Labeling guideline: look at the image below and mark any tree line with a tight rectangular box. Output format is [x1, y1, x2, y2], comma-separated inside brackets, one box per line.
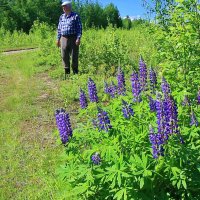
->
[0, 0, 146, 33]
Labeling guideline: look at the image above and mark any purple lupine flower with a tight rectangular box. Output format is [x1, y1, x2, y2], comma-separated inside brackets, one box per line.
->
[55, 108, 72, 144]
[182, 95, 190, 106]
[149, 67, 157, 93]
[91, 152, 101, 165]
[79, 88, 88, 109]
[117, 67, 126, 95]
[122, 100, 134, 119]
[163, 95, 179, 139]
[161, 77, 171, 96]
[190, 111, 198, 127]
[148, 96, 156, 112]
[130, 71, 141, 102]
[104, 81, 109, 94]
[197, 90, 200, 104]
[88, 78, 98, 103]
[109, 81, 118, 98]
[97, 107, 112, 132]
[139, 56, 147, 91]
[171, 97, 179, 134]
[149, 126, 164, 159]
[155, 94, 164, 135]
[105, 81, 118, 98]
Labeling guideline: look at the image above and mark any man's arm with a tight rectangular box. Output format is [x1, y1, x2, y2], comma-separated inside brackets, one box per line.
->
[76, 15, 82, 45]
[56, 16, 62, 47]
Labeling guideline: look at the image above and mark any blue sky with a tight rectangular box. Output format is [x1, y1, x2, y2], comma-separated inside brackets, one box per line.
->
[99, 0, 149, 19]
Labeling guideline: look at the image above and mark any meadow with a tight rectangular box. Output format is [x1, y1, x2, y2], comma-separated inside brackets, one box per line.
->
[0, 1, 200, 198]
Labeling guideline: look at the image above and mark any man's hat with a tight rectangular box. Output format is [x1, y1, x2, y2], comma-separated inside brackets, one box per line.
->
[62, 0, 72, 6]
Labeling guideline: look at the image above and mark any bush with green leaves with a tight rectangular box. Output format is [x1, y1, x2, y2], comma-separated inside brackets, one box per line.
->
[148, 0, 200, 92]
[55, 58, 200, 200]
[36, 24, 157, 76]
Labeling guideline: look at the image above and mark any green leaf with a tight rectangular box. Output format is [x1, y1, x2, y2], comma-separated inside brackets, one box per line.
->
[177, 180, 181, 189]
[142, 152, 147, 168]
[140, 177, 144, 189]
[110, 176, 116, 189]
[117, 172, 122, 187]
[113, 189, 124, 200]
[182, 180, 187, 189]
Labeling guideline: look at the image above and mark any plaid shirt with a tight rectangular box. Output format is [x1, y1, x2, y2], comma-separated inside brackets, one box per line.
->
[57, 12, 82, 40]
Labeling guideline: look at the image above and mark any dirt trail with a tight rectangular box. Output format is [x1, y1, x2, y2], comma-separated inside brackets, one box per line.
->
[2, 47, 39, 55]
[0, 52, 63, 199]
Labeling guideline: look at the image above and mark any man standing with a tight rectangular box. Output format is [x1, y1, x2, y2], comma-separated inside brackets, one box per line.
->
[57, 0, 82, 78]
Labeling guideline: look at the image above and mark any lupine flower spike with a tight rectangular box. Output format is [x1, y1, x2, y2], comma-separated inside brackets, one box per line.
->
[155, 93, 164, 135]
[55, 108, 73, 144]
[163, 95, 179, 136]
[79, 88, 88, 109]
[104, 81, 117, 98]
[122, 100, 134, 119]
[161, 77, 171, 97]
[148, 96, 156, 112]
[97, 107, 112, 132]
[149, 67, 157, 93]
[117, 67, 126, 95]
[109, 81, 118, 98]
[139, 56, 147, 91]
[149, 125, 164, 159]
[88, 78, 98, 103]
[130, 71, 141, 102]
[91, 152, 101, 165]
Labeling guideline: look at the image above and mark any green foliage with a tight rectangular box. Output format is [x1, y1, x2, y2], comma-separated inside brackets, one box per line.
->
[0, 0, 60, 32]
[0, 0, 123, 32]
[148, 0, 200, 92]
[0, 52, 65, 199]
[56, 69, 200, 199]
[122, 17, 147, 30]
[35, 23, 157, 76]
[0, 26, 39, 50]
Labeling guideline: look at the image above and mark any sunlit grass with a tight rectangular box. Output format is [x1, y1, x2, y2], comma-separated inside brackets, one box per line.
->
[0, 52, 65, 199]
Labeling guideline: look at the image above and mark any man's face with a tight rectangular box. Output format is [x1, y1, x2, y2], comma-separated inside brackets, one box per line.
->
[62, 4, 71, 13]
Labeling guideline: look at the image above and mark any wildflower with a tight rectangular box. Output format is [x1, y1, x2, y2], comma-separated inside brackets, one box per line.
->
[104, 81, 117, 98]
[55, 108, 72, 144]
[130, 71, 141, 102]
[149, 126, 164, 159]
[122, 100, 134, 119]
[190, 111, 198, 127]
[109, 81, 118, 98]
[88, 78, 98, 103]
[139, 56, 147, 91]
[155, 94, 164, 135]
[117, 67, 126, 95]
[91, 152, 101, 165]
[149, 67, 157, 93]
[163, 95, 179, 136]
[148, 96, 156, 112]
[97, 107, 112, 132]
[79, 88, 88, 109]
[161, 77, 171, 96]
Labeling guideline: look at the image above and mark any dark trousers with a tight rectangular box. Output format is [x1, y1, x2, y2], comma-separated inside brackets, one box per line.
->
[61, 35, 79, 74]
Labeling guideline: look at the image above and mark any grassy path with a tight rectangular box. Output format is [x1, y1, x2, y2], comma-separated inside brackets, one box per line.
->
[0, 52, 64, 199]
